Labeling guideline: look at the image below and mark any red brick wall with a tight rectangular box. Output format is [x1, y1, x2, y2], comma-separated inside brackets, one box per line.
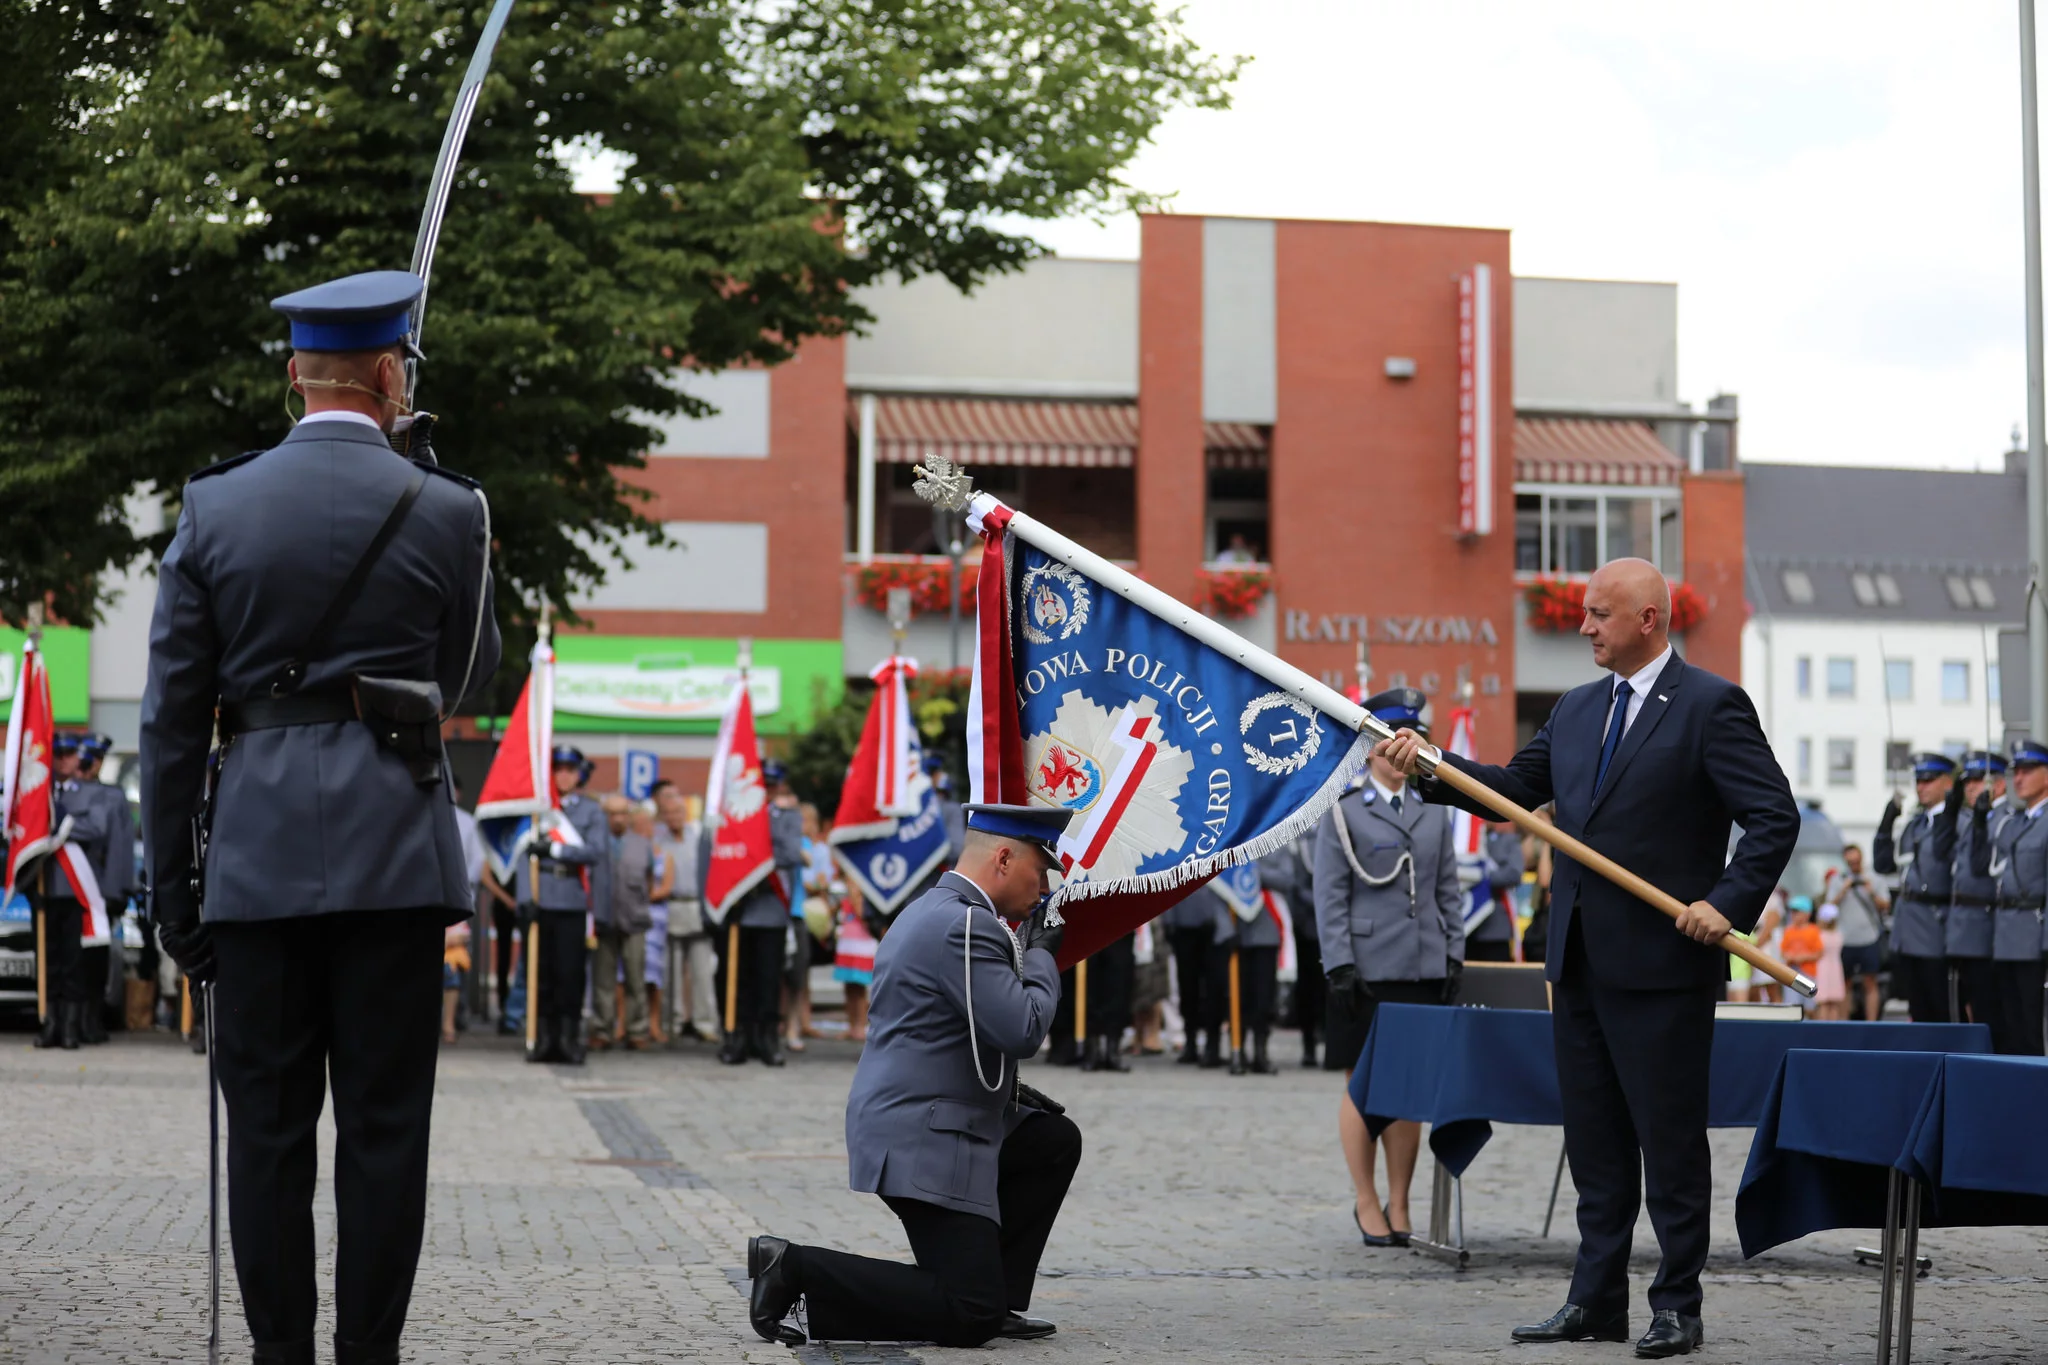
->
[593, 333, 847, 642]
[1137, 216, 1207, 603]
[1268, 219, 1518, 760]
[1680, 470, 1745, 684]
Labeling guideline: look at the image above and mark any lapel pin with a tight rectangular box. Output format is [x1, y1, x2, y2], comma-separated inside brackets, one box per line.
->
[1657, 694, 1668, 703]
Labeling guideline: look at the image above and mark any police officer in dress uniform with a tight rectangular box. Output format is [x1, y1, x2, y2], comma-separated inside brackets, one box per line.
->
[1874, 752, 1962, 1023]
[71, 733, 133, 1043]
[1207, 852, 1292, 1075]
[514, 746, 607, 1065]
[1266, 833, 1324, 1067]
[1971, 739, 2048, 1054]
[31, 733, 98, 1049]
[1466, 824, 1526, 963]
[747, 803, 1080, 1348]
[703, 761, 805, 1066]
[1163, 873, 1221, 1067]
[1314, 688, 1466, 1075]
[141, 270, 500, 1365]
[1944, 753, 2002, 1026]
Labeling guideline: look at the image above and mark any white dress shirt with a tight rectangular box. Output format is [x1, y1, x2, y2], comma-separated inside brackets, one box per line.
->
[296, 409, 384, 433]
[1367, 774, 1407, 809]
[1600, 645, 1675, 739]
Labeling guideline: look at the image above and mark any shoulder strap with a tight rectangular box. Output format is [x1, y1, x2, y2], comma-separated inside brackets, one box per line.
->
[269, 466, 429, 697]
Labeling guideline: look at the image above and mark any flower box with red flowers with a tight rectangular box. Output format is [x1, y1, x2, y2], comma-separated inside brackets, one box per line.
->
[1522, 577, 1707, 634]
[849, 559, 978, 617]
[1197, 567, 1274, 620]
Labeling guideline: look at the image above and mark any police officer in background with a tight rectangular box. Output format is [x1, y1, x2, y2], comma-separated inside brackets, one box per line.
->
[1315, 688, 1465, 1076]
[72, 733, 134, 1043]
[31, 733, 97, 1049]
[1209, 855, 1290, 1075]
[1163, 878, 1220, 1067]
[141, 270, 499, 1365]
[1971, 739, 2048, 1054]
[1874, 752, 1961, 1023]
[748, 803, 1079, 1348]
[1943, 752, 2001, 1025]
[1465, 822, 1525, 963]
[706, 758, 805, 1066]
[516, 746, 607, 1065]
[1272, 833, 1325, 1068]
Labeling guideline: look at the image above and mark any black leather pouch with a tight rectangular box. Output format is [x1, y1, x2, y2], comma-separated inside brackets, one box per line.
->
[352, 676, 445, 786]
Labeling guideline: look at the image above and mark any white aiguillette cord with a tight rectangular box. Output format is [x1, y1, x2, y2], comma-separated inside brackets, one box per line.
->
[1330, 792, 1416, 903]
[964, 900, 1025, 1094]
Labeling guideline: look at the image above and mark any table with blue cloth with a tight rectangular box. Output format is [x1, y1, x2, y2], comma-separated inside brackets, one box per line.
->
[1737, 1050, 2048, 1364]
[1347, 1004, 1992, 1264]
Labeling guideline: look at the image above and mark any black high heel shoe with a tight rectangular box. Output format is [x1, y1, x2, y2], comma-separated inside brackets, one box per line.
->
[1353, 1202, 1399, 1248]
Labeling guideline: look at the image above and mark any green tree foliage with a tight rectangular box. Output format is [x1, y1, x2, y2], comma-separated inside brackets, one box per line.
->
[0, 0, 1238, 674]
[782, 666, 970, 819]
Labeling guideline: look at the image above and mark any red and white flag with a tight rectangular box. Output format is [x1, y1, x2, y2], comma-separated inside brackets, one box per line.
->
[1444, 701, 1495, 934]
[1, 639, 106, 943]
[477, 636, 556, 881]
[704, 682, 782, 918]
[837, 656, 922, 839]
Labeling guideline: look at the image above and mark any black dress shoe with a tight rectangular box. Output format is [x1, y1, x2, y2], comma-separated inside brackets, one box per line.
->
[1634, 1310, 1702, 1358]
[1176, 1039, 1201, 1065]
[1510, 1304, 1630, 1344]
[1353, 1202, 1399, 1248]
[747, 1235, 806, 1346]
[998, 1312, 1056, 1340]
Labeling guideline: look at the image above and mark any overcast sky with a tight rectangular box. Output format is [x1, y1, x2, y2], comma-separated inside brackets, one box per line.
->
[1005, 1, 2040, 473]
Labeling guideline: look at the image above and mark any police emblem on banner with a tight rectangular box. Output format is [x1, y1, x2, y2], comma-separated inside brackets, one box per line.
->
[1019, 560, 1090, 645]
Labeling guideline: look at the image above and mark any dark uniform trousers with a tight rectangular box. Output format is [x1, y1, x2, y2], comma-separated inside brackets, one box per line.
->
[1991, 958, 2047, 1056]
[715, 924, 786, 1029]
[492, 901, 518, 1011]
[212, 910, 443, 1359]
[1554, 919, 1718, 1318]
[1894, 952, 1950, 1023]
[1208, 943, 1278, 1036]
[794, 1111, 1083, 1346]
[1169, 926, 1216, 1040]
[40, 898, 85, 1005]
[1955, 955, 1998, 1031]
[1050, 933, 1135, 1048]
[1291, 922, 1324, 1049]
[535, 910, 589, 1021]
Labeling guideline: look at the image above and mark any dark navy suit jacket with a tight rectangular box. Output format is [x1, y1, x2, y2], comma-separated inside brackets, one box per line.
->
[1422, 652, 1797, 992]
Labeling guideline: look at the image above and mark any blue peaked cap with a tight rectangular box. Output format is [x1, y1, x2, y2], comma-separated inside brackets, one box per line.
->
[1364, 687, 1430, 737]
[271, 270, 424, 353]
[2012, 738, 2048, 768]
[963, 803, 1073, 858]
[1912, 752, 1957, 780]
[1961, 750, 2008, 778]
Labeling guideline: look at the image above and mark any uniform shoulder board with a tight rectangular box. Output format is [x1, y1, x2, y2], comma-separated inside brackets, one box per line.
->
[186, 449, 267, 483]
[415, 459, 483, 492]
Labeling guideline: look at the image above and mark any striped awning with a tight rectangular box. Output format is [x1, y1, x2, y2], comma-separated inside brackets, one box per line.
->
[1515, 417, 1684, 487]
[852, 396, 1270, 470]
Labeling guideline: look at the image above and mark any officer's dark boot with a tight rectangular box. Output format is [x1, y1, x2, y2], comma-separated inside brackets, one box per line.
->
[251, 1338, 315, 1365]
[526, 1016, 554, 1063]
[1300, 1027, 1319, 1069]
[1251, 1029, 1278, 1075]
[1094, 1034, 1131, 1073]
[1077, 1035, 1100, 1072]
[718, 1028, 748, 1065]
[753, 1024, 786, 1067]
[1047, 1034, 1079, 1067]
[556, 1016, 587, 1065]
[1199, 1027, 1224, 1069]
[1176, 1031, 1201, 1065]
[81, 1000, 109, 1045]
[33, 1007, 62, 1049]
[60, 1002, 83, 1051]
[333, 1336, 398, 1365]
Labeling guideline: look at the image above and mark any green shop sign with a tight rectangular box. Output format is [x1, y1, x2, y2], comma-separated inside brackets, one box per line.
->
[549, 636, 842, 736]
[0, 628, 92, 725]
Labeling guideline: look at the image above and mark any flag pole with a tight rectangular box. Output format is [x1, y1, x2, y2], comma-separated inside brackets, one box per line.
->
[722, 639, 752, 1041]
[912, 464, 1815, 999]
[526, 602, 550, 1058]
[23, 604, 47, 1029]
[1226, 948, 1245, 1076]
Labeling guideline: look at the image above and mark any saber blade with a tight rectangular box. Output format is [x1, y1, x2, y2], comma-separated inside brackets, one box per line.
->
[405, 0, 519, 403]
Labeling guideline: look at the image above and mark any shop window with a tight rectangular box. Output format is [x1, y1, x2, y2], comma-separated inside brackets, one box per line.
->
[1516, 489, 1684, 578]
[1206, 465, 1268, 564]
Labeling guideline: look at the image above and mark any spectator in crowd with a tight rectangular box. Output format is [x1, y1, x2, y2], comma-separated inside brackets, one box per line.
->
[655, 785, 718, 1041]
[1823, 844, 1889, 1021]
[833, 889, 877, 1043]
[788, 801, 834, 1053]
[441, 920, 471, 1045]
[1812, 901, 1848, 1020]
[1519, 805, 1555, 966]
[592, 793, 656, 1051]
[1727, 887, 1786, 1004]
[639, 801, 674, 1043]
[1779, 896, 1823, 1007]
[1212, 532, 1260, 565]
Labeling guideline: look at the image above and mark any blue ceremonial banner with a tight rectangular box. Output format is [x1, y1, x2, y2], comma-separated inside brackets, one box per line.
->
[997, 539, 1369, 956]
[831, 761, 953, 917]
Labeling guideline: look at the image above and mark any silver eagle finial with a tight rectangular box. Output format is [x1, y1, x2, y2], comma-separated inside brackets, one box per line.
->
[912, 453, 976, 512]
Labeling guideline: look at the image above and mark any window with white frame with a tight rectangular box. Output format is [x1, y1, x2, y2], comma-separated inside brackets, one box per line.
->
[1942, 661, 1969, 704]
[1827, 738, 1855, 787]
[1514, 488, 1683, 577]
[1797, 738, 1813, 787]
[1795, 656, 1812, 698]
[1826, 657, 1855, 699]
[1886, 659, 1912, 701]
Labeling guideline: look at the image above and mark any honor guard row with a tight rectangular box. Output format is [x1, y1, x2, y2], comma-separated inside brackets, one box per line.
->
[33, 731, 135, 1050]
[1875, 745, 2048, 1054]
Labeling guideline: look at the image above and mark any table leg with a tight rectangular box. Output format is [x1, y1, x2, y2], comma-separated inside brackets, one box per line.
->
[1411, 1155, 1470, 1269]
[1876, 1167, 1900, 1365]
[1896, 1177, 1922, 1365]
[1542, 1140, 1568, 1238]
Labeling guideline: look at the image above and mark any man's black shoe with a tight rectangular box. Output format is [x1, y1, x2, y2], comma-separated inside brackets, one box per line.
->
[753, 1025, 786, 1067]
[1176, 1038, 1201, 1065]
[1199, 1030, 1224, 1069]
[718, 1032, 748, 1065]
[556, 1016, 587, 1065]
[1634, 1310, 1703, 1358]
[33, 1008, 62, 1049]
[999, 1312, 1056, 1340]
[747, 1235, 806, 1346]
[1510, 1304, 1630, 1344]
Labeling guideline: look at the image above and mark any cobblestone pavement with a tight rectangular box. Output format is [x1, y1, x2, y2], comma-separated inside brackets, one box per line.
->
[5, 1022, 2047, 1363]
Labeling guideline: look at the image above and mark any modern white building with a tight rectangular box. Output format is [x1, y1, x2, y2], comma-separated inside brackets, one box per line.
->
[1742, 460, 2024, 850]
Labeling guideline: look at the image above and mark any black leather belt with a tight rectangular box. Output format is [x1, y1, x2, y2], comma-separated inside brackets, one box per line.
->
[1997, 897, 2045, 911]
[538, 857, 579, 877]
[1901, 891, 1953, 907]
[219, 688, 356, 737]
[1949, 893, 1997, 908]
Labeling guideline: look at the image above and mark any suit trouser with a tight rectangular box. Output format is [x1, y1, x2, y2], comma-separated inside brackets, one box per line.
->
[1207, 942, 1278, 1034]
[1169, 926, 1215, 1035]
[40, 899, 85, 1007]
[1554, 923, 1718, 1317]
[591, 927, 649, 1040]
[211, 910, 443, 1360]
[492, 903, 518, 1010]
[535, 911, 589, 1021]
[793, 1110, 1083, 1345]
[716, 923, 785, 1028]
[1085, 933, 1135, 1041]
[1990, 957, 2047, 1055]
[1895, 953, 1949, 1023]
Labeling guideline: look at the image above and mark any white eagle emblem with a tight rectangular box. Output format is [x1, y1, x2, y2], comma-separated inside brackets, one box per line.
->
[1024, 691, 1192, 884]
[1019, 560, 1091, 645]
[720, 755, 766, 822]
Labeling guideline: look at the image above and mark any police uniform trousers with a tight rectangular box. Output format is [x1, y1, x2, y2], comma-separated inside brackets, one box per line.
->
[1169, 925, 1217, 1040]
[715, 923, 785, 1029]
[1553, 918, 1718, 1319]
[1894, 953, 1950, 1023]
[1954, 955, 1997, 1031]
[1991, 958, 2047, 1056]
[1290, 921, 1324, 1051]
[76, 942, 112, 1020]
[40, 897, 85, 1006]
[790, 1110, 1083, 1346]
[491, 901, 519, 1013]
[535, 910, 589, 1022]
[1208, 942, 1279, 1036]
[1050, 934, 1135, 1047]
[1322, 978, 1444, 1073]
[211, 909, 443, 1361]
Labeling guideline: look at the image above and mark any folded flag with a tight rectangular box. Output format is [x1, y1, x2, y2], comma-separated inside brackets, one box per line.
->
[476, 635, 557, 882]
[1444, 701, 1495, 934]
[963, 494, 1370, 967]
[704, 679, 783, 918]
[830, 656, 953, 917]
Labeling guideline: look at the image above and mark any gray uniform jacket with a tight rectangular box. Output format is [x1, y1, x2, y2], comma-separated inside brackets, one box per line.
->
[1879, 802, 1956, 960]
[512, 792, 608, 916]
[140, 420, 499, 925]
[845, 871, 1060, 1222]
[1208, 881, 1279, 949]
[1470, 828, 1525, 944]
[1985, 803, 2048, 960]
[1162, 880, 1217, 932]
[1314, 783, 1464, 982]
[48, 778, 113, 904]
[1947, 804, 2008, 959]
[95, 780, 137, 906]
[697, 805, 805, 929]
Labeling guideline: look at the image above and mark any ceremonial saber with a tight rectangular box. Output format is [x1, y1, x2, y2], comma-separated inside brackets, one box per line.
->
[205, 980, 220, 1365]
[525, 852, 541, 1056]
[939, 483, 1816, 999]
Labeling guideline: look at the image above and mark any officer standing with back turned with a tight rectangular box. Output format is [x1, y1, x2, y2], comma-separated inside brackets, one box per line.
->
[141, 271, 500, 1365]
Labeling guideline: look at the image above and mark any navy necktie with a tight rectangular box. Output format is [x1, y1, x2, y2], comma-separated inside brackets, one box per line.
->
[1594, 678, 1630, 796]
[1389, 793, 1402, 813]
